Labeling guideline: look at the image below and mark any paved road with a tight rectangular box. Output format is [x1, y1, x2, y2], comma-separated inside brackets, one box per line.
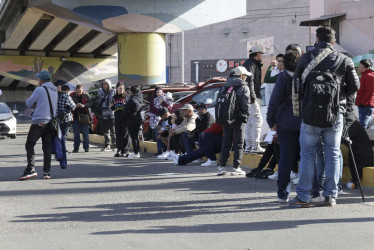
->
[1, 124, 374, 250]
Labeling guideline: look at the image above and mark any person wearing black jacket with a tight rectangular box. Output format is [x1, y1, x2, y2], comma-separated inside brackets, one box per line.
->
[217, 66, 251, 176]
[181, 103, 215, 153]
[242, 45, 265, 154]
[290, 26, 360, 208]
[124, 86, 143, 158]
[194, 103, 215, 147]
[111, 82, 130, 157]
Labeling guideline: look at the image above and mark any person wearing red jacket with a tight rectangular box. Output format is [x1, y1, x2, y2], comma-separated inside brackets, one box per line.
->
[173, 122, 223, 166]
[355, 59, 374, 129]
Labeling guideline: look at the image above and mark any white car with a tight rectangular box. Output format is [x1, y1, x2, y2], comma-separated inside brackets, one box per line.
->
[0, 102, 17, 139]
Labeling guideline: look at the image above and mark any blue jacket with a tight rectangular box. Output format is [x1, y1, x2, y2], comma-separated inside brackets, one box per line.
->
[26, 82, 58, 124]
[267, 70, 302, 132]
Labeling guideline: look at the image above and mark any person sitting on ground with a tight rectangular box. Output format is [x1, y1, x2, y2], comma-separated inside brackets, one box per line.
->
[123, 86, 143, 158]
[149, 87, 173, 140]
[158, 110, 185, 160]
[169, 104, 197, 158]
[154, 107, 171, 157]
[246, 133, 279, 179]
[173, 122, 223, 167]
[189, 103, 215, 148]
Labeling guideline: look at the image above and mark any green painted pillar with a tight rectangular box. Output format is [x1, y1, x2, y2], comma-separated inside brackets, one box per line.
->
[118, 33, 166, 85]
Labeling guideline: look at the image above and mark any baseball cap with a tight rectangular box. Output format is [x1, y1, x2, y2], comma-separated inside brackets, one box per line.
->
[159, 107, 169, 117]
[196, 103, 207, 110]
[35, 70, 51, 82]
[249, 45, 266, 54]
[179, 103, 194, 111]
[232, 66, 252, 76]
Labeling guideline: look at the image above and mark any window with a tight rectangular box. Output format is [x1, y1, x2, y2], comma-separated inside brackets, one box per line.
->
[191, 87, 221, 104]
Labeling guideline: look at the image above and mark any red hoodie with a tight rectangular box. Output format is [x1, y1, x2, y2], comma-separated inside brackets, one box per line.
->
[204, 123, 223, 137]
[356, 69, 374, 107]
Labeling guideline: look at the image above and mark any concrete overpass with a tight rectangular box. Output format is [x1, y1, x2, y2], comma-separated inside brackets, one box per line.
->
[0, 0, 246, 92]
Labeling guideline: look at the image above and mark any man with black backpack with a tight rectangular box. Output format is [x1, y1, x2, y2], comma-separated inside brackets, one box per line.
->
[290, 26, 359, 207]
[215, 66, 251, 176]
[19, 70, 58, 180]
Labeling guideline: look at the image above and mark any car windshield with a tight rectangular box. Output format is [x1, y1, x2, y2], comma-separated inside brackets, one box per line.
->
[0, 103, 11, 113]
[191, 87, 220, 104]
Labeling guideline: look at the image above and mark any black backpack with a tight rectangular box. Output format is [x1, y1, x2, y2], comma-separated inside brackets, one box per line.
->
[302, 56, 343, 128]
[215, 85, 240, 125]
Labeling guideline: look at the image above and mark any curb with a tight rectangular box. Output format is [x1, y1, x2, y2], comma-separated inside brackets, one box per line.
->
[67, 132, 374, 188]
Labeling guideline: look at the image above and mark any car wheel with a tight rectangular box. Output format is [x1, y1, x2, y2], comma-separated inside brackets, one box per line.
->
[10, 134, 16, 139]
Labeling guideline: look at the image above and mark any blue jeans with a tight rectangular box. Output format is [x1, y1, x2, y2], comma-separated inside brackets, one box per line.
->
[72, 120, 89, 150]
[182, 132, 196, 154]
[297, 115, 343, 202]
[358, 105, 374, 129]
[178, 132, 222, 165]
[312, 139, 343, 197]
[155, 129, 167, 154]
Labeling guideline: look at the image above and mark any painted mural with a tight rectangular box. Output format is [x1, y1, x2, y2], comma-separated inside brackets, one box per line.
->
[0, 55, 118, 87]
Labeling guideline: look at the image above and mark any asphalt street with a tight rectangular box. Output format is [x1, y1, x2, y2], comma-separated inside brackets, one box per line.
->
[1, 123, 374, 250]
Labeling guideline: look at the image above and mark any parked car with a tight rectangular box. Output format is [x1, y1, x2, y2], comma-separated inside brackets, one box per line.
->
[142, 78, 227, 139]
[0, 102, 17, 139]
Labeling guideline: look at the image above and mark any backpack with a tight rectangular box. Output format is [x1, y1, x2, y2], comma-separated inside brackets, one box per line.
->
[302, 53, 343, 128]
[215, 85, 240, 125]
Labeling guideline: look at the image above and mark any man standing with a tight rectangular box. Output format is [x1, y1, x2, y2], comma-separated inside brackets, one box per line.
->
[71, 85, 92, 153]
[290, 26, 359, 207]
[242, 45, 265, 154]
[216, 66, 251, 176]
[263, 54, 284, 106]
[19, 70, 58, 180]
[98, 79, 116, 151]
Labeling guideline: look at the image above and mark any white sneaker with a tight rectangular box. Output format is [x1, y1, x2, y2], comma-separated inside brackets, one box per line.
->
[192, 158, 203, 164]
[101, 145, 111, 152]
[201, 159, 217, 167]
[172, 154, 180, 165]
[311, 195, 324, 203]
[292, 178, 299, 185]
[217, 166, 227, 176]
[231, 167, 246, 176]
[166, 151, 176, 161]
[290, 171, 299, 180]
[244, 146, 252, 154]
[278, 197, 289, 203]
[157, 151, 169, 159]
[128, 152, 140, 158]
[250, 146, 265, 154]
[268, 172, 278, 180]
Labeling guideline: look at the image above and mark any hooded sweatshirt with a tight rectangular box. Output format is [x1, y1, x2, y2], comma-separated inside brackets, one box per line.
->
[26, 82, 58, 124]
[221, 76, 251, 123]
[98, 82, 115, 119]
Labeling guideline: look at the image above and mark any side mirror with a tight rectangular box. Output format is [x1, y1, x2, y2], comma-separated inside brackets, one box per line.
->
[12, 110, 19, 114]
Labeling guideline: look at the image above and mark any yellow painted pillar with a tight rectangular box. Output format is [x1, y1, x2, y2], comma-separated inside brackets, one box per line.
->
[118, 33, 166, 85]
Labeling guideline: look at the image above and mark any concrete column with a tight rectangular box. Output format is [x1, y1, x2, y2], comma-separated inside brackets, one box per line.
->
[118, 33, 166, 85]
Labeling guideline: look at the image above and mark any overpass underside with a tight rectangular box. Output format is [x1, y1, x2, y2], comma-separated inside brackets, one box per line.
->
[0, 0, 246, 89]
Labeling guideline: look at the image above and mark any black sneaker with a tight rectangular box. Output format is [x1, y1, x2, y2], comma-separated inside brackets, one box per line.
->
[72, 148, 79, 153]
[258, 169, 274, 179]
[324, 196, 336, 207]
[246, 168, 261, 178]
[84, 149, 89, 152]
[289, 196, 310, 208]
[43, 172, 51, 179]
[19, 169, 37, 181]
[114, 152, 124, 157]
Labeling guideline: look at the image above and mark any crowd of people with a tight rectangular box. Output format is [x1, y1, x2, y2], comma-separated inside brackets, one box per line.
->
[18, 26, 374, 208]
